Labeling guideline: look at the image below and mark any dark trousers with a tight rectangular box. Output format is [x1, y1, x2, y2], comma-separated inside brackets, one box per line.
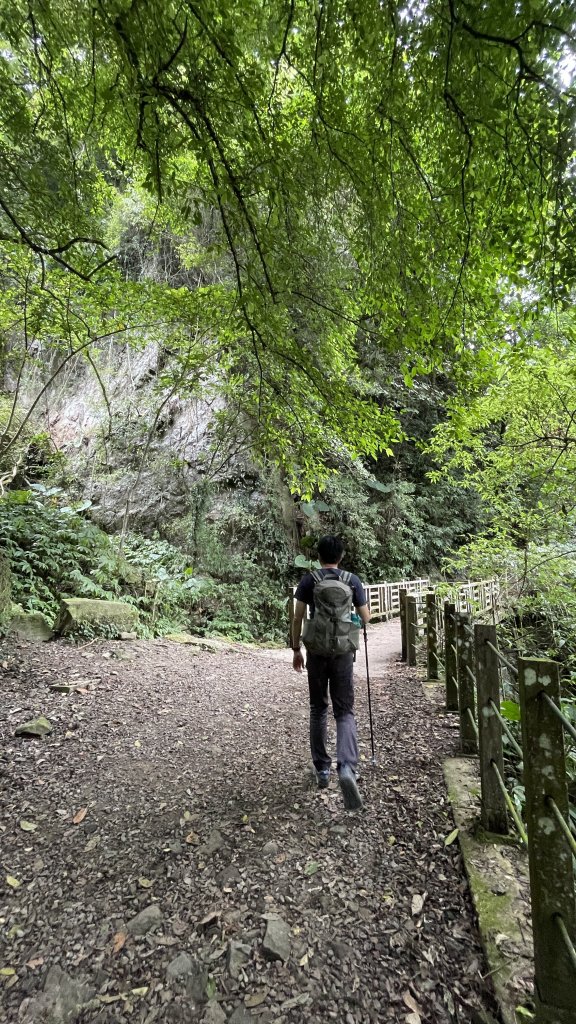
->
[307, 651, 358, 772]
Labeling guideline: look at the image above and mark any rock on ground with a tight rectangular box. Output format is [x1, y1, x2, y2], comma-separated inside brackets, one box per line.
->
[54, 597, 139, 636]
[22, 965, 94, 1021]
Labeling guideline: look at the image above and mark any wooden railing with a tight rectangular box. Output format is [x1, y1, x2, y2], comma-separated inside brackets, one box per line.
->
[289, 576, 431, 629]
[403, 594, 576, 1023]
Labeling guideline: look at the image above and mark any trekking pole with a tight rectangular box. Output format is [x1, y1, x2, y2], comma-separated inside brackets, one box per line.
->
[363, 624, 377, 765]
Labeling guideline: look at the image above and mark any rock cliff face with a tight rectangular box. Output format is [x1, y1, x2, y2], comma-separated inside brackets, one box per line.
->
[15, 336, 298, 551]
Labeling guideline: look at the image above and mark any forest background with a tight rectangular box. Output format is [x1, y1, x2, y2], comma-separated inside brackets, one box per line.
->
[1, 0, 576, 676]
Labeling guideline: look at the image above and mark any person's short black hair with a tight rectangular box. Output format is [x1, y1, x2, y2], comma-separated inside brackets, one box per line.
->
[317, 535, 344, 564]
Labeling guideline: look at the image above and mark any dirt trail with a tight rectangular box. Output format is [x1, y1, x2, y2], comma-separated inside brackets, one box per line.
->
[0, 625, 499, 1023]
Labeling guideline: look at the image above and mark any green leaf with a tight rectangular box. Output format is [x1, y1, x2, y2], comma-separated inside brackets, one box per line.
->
[294, 554, 312, 568]
[501, 701, 521, 723]
[304, 861, 320, 876]
[444, 828, 459, 847]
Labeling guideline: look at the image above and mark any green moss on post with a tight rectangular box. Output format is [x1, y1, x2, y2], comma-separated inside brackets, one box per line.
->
[426, 592, 438, 680]
[475, 624, 507, 835]
[444, 601, 458, 712]
[407, 594, 418, 667]
[399, 588, 407, 662]
[457, 612, 477, 755]
[519, 657, 576, 1023]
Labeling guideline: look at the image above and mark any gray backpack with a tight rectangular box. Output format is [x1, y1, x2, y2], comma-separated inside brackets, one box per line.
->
[302, 569, 360, 656]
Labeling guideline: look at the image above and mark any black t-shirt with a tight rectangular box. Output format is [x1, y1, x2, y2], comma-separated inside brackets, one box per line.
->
[295, 568, 367, 615]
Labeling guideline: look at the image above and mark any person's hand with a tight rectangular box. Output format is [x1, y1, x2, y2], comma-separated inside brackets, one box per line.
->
[293, 649, 305, 673]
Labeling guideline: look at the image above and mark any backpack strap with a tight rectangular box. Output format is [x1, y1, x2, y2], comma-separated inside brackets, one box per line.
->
[311, 570, 324, 584]
[339, 570, 352, 585]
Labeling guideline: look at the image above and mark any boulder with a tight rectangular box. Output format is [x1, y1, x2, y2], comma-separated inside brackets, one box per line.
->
[55, 598, 139, 637]
[9, 606, 53, 641]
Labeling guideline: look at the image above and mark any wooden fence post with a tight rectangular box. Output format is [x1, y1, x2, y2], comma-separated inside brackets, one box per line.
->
[426, 592, 438, 680]
[407, 595, 418, 667]
[444, 601, 458, 711]
[399, 588, 407, 662]
[457, 612, 477, 755]
[519, 657, 576, 1023]
[474, 624, 508, 834]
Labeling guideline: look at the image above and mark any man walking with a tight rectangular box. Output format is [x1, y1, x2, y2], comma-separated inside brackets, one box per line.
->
[292, 535, 370, 810]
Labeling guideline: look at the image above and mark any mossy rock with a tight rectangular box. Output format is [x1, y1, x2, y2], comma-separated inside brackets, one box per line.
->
[15, 715, 53, 737]
[10, 605, 53, 641]
[55, 597, 139, 637]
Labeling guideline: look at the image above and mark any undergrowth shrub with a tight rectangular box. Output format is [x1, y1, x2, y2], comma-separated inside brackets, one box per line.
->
[0, 487, 288, 642]
[0, 486, 114, 619]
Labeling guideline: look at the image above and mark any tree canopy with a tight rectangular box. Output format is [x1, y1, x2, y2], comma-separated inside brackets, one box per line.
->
[1, 0, 575, 488]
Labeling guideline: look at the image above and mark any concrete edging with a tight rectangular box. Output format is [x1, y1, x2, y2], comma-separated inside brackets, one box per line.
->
[443, 757, 534, 1024]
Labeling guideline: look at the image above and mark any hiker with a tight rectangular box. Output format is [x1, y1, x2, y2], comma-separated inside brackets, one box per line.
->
[292, 535, 370, 810]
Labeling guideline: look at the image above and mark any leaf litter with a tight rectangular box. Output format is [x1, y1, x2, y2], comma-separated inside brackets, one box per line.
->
[0, 625, 503, 1022]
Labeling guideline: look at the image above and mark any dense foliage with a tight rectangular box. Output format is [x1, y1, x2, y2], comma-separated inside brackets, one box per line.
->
[0, 1, 575, 652]
[0, 486, 288, 641]
[1, 1, 575, 489]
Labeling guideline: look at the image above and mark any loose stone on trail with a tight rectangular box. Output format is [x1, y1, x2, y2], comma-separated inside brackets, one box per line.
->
[199, 828, 224, 856]
[202, 1001, 227, 1024]
[228, 1006, 255, 1024]
[15, 715, 52, 737]
[261, 915, 291, 962]
[22, 965, 94, 1022]
[261, 839, 278, 856]
[166, 951, 194, 979]
[125, 903, 163, 935]
[227, 939, 251, 978]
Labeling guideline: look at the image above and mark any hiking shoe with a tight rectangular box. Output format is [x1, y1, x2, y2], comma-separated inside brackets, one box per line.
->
[316, 769, 331, 789]
[338, 765, 363, 811]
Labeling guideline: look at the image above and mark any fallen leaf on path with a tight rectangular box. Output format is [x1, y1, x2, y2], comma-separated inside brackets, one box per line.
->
[6, 876, 21, 888]
[138, 877, 153, 889]
[25, 958, 44, 969]
[112, 931, 127, 954]
[131, 986, 148, 997]
[19, 820, 38, 832]
[304, 861, 320, 876]
[411, 893, 426, 916]
[185, 831, 200, 845]
[403, 991, 422, 1024]
[72, 807, 87, 825]
[444, 828, 459, 846]
[0, 968, 16, 977]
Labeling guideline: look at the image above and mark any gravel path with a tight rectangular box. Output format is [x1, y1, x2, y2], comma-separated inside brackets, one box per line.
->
[0, 624, 499, 1023]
